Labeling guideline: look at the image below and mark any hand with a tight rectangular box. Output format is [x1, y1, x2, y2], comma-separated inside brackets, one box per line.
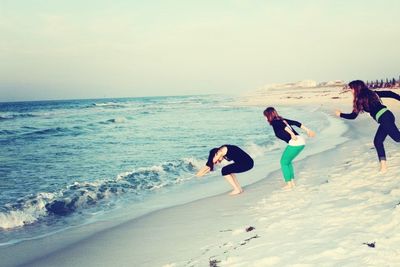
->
[307, 129, 316, 138]
[291, 135, 298, 141]
[335, 110, 341, 117]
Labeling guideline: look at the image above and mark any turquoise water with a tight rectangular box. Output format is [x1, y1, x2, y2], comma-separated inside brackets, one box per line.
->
[0, 95, 330, 245]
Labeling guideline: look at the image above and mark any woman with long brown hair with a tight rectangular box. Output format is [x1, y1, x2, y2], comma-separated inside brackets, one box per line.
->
[335, 80, 400, 172]
[263, 107, 315, 189]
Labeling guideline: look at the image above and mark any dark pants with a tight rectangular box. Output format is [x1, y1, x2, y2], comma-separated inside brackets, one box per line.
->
[374, 110, 400, 161]
[221, 159, 254, 176]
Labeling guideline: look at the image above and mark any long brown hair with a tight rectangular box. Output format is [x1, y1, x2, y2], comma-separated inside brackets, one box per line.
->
[349, 80, 381, 113]
[206, 147, 219, 171]
[263, 107, 283, 124]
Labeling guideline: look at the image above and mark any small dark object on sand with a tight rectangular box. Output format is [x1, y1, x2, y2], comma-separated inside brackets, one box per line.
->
[209, 258, 220, 267]
[246, 226, 255, 232]
[363, 242, 375, 248]
[244, 235, 259, 242]
[240, 235, 260, 246]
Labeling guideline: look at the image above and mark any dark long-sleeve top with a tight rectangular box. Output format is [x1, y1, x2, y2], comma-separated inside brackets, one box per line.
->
[271, 118, 302, 143]
[340, 90, 400, 121]
[222, 145, 253, 163]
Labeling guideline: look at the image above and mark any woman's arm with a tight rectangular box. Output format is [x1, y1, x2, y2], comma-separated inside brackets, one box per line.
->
[285, 119, 315, 137]
[284, 126, 298, 140]
[285, 119, 302, 128]
[300, 124, 316, 137]
[376, 90, 400, 101]
[218, 146, 228, 159]
[196, 166, 211, 177]
[335, 110, 358, 120]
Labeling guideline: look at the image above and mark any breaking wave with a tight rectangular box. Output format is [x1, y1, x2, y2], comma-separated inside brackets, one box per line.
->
[0, 158, 202, 230]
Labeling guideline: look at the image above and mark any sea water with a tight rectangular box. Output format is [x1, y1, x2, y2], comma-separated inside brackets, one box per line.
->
[0, 95, 342, 245]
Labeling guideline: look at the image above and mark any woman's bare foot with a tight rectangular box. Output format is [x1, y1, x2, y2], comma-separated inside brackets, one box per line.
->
[229, 189, 243, 195]
[282, 179, 296, 190]
[282, 184, 292, 190]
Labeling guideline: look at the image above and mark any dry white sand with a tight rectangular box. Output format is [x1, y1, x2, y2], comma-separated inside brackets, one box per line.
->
[238, 82, 352, 107]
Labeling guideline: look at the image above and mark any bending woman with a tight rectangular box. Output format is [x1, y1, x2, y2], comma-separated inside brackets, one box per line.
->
[335, 80, 400, 172]
[196, 145, 254, 195]
[263, 107, 315, 189]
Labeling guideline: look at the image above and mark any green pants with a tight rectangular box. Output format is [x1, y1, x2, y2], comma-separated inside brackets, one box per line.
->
[280, 145, 305, 182]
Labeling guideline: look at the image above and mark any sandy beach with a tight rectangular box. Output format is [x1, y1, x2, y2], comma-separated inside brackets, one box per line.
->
[2, 83, 400, 267]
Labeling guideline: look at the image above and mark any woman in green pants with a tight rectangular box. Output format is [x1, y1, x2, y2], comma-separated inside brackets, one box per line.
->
[263, 107, 315, 189]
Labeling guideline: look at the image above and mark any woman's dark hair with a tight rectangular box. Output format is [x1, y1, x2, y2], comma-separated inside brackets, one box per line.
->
[263, 107, 283, 124]
[206, 148, 219, 171]
[348, 80, 381, 113]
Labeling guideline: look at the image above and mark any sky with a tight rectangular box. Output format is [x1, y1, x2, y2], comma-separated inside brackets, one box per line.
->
[1, 0, 400, 101]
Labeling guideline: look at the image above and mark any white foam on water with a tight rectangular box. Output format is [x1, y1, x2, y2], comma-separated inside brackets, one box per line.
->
[0, 192, 55, 229]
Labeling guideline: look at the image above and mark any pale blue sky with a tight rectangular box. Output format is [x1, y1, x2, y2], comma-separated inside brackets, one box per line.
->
[1, 0, 399, 101]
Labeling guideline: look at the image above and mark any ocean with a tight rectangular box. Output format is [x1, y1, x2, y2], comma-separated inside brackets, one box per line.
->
[0, 95, 334, 245]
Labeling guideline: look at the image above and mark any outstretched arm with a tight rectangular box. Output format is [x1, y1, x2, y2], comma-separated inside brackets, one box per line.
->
[376, 90, 400, 101]
[285, 119, 315, 137]
[196, 166, 211, 177]
[335, 110, 358, 120]
[300, 124, 316, 137]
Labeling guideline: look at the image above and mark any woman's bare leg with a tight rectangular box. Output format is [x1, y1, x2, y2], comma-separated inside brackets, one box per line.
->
[224, 174, 242, 195]
[231, 173, 243, 193]
[380, 160, 388, 173]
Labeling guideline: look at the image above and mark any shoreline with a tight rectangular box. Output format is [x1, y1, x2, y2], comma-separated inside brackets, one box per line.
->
[0, 105, 354, 267]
